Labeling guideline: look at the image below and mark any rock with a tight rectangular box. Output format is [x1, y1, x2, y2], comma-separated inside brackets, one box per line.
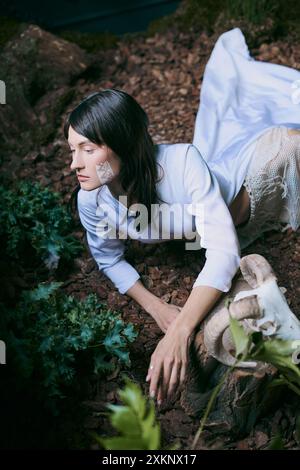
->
[0, 24, 90, 162]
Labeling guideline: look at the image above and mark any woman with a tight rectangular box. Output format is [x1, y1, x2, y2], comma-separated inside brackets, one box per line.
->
[64, 27, 300, 407]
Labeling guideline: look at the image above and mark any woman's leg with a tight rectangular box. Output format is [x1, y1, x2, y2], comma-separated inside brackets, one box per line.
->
[235, 126, 300, 250]
[229, 185, 251, 227]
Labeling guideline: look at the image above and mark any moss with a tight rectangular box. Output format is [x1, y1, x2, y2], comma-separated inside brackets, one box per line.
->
[146, 0, 224, 36]
[225, 0, 279, 25]
[276, 0, 300, 40]
[146, 0, 300, 41]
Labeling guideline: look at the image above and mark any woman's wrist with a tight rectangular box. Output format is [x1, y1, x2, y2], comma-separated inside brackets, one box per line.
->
[172, 285, 224, 336]
[171, 310, 197, 337]
[144, 296, 163, 317]
[126, 280, 161, 317]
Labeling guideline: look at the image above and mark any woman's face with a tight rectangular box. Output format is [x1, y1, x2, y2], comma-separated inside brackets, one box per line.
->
[68, 125, 121, 191]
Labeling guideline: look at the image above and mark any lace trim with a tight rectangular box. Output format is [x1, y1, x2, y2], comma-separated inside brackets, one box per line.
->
[236, 126, 300, 249]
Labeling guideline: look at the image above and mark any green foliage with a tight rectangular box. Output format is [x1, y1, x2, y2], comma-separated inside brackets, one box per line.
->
[229, 315, 252, 358]
[147, 0, 277, 37]
[1, 282, 138, 406]
[147, 0, 224, 36]
[93, 376, 180, 450]
[267, 434, 284, 449]
[226, 0, 278, 24]
[0, 181, 82, 269]
[192, 317, 300, 450]
[229, 316, 300, 395]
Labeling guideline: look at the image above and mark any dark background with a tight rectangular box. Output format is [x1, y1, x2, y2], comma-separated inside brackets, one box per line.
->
[0, 0, 181, 35]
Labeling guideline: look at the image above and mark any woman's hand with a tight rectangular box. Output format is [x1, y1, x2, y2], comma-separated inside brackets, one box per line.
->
[148, 298, 182, 334]
[144, 285, 224, 406]
[145, 317, 194, 404]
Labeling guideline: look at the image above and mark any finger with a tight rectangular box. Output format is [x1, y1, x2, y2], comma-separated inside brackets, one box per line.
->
[149, 362, 163, 400]
[146, 362, 154, 382]
[160, 357, 174, 401]
[179, 361, 187, 388]
[157, 378, 164, 405]
[167, 362, 180, 399]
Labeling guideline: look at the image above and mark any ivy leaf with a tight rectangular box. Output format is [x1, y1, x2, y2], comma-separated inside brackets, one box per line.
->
[25, 281, 63, 301]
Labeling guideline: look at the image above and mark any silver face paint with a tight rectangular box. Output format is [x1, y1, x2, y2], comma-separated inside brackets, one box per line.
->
[95, 160, 115, 185]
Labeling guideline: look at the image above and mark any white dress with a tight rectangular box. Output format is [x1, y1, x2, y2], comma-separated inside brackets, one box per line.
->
[192, 27, 300, 249]
[77, 27, 300, 295]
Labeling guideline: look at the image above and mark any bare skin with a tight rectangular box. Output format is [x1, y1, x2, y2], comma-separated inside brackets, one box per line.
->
[287, 128, 300, 136]
[228, 127, 300, 228]
[229, 184, 251, 227]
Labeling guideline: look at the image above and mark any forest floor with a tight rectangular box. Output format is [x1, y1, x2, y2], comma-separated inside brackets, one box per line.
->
[1, 1, 300, 450]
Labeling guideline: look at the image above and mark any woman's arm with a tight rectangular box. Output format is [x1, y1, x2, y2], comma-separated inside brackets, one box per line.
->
[146, 284, 223, 405]
[77, 191, 181, 332]
[126, 280, 182, 333]
[175, 284, 224, 333]
[126, 280, 162, 313]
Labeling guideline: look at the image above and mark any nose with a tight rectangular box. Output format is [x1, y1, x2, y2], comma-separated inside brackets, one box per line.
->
[70, 150, 84, 171]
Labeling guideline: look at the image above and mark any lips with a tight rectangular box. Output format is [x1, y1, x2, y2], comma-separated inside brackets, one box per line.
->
[77, 175, 89, 180]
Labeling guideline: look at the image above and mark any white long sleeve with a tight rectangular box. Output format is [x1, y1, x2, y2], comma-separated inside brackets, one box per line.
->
[183, 144, 241, 292]
[77, 189, 140, 294]
[77, 142, 241, 295]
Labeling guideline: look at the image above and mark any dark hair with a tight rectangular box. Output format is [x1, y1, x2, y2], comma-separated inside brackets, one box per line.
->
[64, 88, 165, 224]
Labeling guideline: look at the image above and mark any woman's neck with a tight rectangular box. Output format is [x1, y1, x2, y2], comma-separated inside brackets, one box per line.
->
[107, 178, 127, 202]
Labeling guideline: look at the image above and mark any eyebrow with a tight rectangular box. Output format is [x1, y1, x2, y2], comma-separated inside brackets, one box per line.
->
[68, 140, 94, 147]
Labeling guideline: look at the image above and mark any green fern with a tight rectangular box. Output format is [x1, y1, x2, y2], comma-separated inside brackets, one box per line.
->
[93, 376, 180, 450]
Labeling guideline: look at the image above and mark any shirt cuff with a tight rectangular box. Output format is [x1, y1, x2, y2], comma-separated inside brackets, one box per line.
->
[193, 250, 240, 292]
[102, 259, 141, 295]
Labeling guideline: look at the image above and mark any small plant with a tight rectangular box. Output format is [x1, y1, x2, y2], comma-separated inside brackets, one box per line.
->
[1, 282, 138, 407]
[0, 181, 82, 269]
[191, 316, 300, 449]
[229, 316, 300, 396]
[93, 376, 180, 450]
